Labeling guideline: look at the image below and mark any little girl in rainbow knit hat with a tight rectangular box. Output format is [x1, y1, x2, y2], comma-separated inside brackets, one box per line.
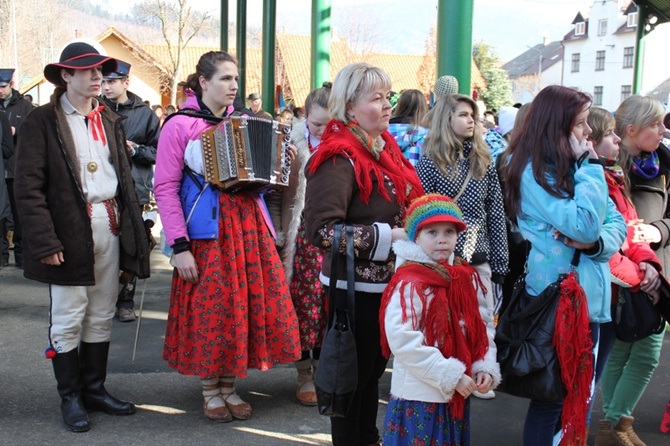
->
[379, 193, 501, 446]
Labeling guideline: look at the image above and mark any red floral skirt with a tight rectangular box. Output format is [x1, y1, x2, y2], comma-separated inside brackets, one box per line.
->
[163, 192, 301, 378]
[289, 220, 327, 351]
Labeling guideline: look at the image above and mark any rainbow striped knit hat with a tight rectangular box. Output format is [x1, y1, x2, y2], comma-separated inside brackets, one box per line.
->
[405, 194, 467, 241]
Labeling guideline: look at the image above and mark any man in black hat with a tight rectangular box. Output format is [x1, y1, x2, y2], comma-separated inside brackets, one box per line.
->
[246, 92, 273, 120]
[101, 59, 160, 323]
[14, 42, 150, 433]
[0, 68, 33, 268]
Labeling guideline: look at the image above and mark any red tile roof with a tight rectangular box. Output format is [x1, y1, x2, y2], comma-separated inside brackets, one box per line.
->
[142, 33, 485, 106]
[22, 27, 488, 108]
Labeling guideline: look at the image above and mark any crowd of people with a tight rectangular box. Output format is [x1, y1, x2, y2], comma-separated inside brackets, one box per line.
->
[3, 42, 670, 446]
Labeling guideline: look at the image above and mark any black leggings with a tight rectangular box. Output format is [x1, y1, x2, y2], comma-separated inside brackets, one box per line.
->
[327, 288, 388, 446]
[300, 348, 321, 361]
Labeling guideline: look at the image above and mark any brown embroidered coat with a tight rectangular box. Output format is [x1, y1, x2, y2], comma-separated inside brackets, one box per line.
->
[305, 154, 408, 294]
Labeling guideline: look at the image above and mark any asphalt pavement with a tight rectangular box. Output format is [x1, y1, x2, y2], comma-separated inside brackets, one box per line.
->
[1, 239, 669, 446]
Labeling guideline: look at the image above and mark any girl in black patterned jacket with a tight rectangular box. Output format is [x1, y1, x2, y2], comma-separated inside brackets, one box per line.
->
[416, 94, 508, 400]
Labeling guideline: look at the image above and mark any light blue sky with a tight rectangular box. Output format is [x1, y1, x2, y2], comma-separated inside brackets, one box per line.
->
[100, 0, 599, 61]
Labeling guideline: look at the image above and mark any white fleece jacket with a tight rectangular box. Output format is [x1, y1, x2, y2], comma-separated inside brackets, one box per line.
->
[384, 240, 501, 403]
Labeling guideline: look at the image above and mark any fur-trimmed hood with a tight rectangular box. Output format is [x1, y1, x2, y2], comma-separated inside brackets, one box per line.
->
[265, 119, 314, 283]
[392, 239, 454, 268]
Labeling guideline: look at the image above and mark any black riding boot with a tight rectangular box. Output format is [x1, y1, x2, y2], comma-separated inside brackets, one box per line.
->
[79, 341, 136, 415]
[52, 349, 90, 432]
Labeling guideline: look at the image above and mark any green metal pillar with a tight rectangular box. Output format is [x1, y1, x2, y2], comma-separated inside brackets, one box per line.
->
[633, 3, 647, 94]
[220, 0, 228, 52]
[436, 0, 473, 95]
[236, 0, 247, 101]
[311, 0, 331, 90]
[261, 0, 277, 114]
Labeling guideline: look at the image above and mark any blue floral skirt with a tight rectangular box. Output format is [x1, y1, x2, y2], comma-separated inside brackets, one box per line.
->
[382, 396, 470, 446]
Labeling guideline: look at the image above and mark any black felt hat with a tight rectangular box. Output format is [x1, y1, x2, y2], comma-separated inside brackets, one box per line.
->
[44, 42, 117, 87]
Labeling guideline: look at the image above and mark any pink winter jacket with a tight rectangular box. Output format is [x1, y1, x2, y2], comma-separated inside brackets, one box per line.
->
[154, 92, 217, 246]
[154, 92, 274, 246]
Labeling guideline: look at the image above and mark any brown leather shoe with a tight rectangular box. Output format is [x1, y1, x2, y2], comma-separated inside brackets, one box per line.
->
[295, 359, 318, 406]
[296, 384, 318, 406]
[202, 397, 233, 422]
[222, 392, 252, 420]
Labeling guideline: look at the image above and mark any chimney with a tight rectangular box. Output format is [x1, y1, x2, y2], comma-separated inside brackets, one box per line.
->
[543, 36, 549, 46]
[75, 29, 83, 38]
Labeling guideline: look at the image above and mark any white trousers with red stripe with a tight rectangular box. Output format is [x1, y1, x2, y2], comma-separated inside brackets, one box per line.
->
[48, 202, 120, 354]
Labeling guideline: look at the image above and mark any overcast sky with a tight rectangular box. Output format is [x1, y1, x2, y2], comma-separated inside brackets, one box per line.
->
[95, 0, 609, 61]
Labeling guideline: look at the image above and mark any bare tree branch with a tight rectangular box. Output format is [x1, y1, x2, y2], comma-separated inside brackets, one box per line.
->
[134, 0, 214, 105]
[339, 6, 382, 55]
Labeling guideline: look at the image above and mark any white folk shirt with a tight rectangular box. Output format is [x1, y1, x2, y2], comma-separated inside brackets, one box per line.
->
[60, 94, 118, 203]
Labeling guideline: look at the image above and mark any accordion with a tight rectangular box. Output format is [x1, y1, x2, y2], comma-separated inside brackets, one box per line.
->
[200, 116, 291, 191]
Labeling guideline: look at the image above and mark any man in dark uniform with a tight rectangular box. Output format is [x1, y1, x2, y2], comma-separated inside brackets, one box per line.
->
[0, 68, 35, 268]
[101, 60, 160, 322]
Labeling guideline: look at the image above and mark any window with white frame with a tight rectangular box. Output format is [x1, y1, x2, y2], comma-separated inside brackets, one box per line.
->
[575, 22, 586, 35]
[596, 51, 605, 71]
[628, 12, 638, 27]
[571, 53, 580, 73]
[598, 19, 607, 36]
[623, 47, 634, 68]
[594, 86, 603, 106]
[621, 85, 632, 102]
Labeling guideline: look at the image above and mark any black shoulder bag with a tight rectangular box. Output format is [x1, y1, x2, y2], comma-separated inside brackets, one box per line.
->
[613, 287, 665, 342]
[612, 253, 670, 342]
[314, 224, 357, 417]
[495, 249, 581, 402]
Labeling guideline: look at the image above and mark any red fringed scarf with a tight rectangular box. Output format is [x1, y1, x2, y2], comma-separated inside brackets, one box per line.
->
[554, 271, 594, 446]
[379, 260, 488, 419]
[307, 120, 424, 208]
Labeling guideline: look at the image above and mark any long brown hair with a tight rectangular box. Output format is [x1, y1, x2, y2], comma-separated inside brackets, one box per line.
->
[421, 94, 490, 179]
[392, 89, 428, 130]
[587, 107, 616, 146]
[505, 85, 592, 218]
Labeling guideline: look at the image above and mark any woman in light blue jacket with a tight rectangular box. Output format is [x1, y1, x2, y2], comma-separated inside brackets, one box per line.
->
[504, 85, 626, 446]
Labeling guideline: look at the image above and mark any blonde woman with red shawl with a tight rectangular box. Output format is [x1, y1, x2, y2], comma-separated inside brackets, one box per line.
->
[304, 63, 424, 446]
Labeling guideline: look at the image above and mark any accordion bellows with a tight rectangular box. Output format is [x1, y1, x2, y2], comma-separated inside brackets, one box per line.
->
[201, 116, 292, 191]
